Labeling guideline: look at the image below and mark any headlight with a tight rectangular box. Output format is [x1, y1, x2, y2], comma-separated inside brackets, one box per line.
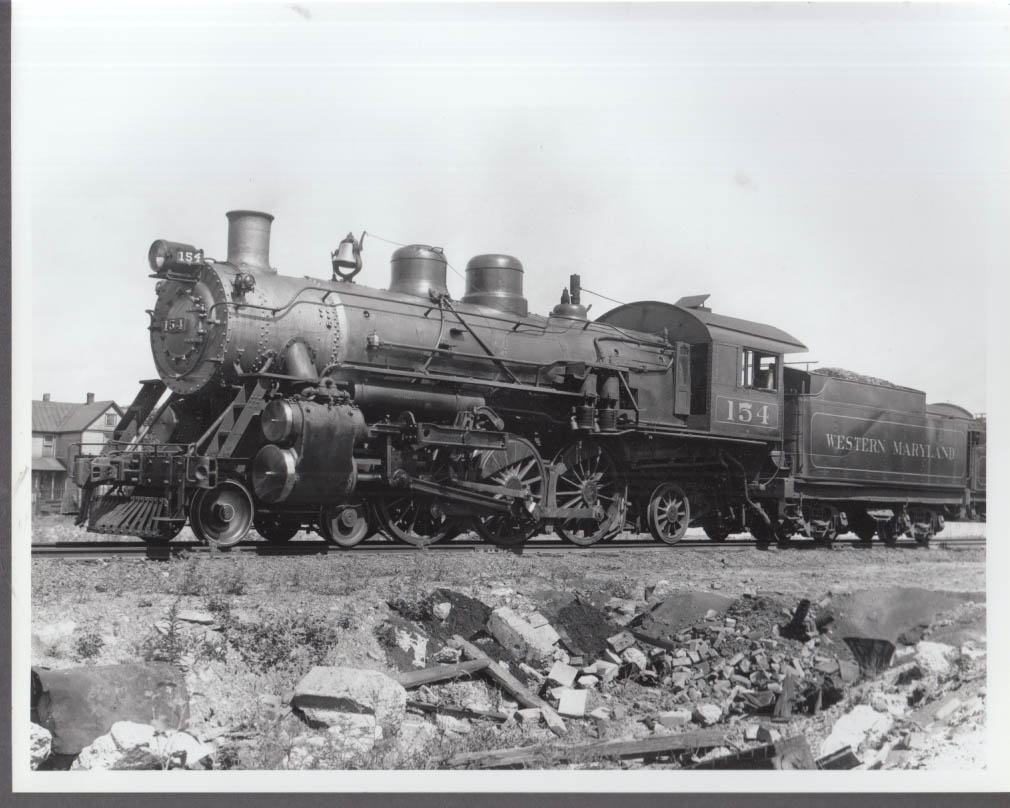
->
[148, 240, 204, 273]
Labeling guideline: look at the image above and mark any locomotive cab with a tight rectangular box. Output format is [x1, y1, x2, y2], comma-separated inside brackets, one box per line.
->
[595, 296, 807, 438]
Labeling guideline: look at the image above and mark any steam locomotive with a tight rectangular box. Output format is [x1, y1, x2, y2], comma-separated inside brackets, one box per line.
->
[73, 211, 986, 549]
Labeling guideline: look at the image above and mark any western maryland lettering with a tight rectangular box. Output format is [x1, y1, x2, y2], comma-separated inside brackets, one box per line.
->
[891, 440, 956, 460]
[808, 412, 965, 481]
[824, 433, 956, 460]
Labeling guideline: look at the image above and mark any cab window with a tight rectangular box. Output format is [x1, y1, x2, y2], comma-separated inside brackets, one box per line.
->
[740, 349, 778, 391]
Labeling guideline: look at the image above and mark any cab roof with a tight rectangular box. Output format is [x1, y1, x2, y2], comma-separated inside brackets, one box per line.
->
[596, 297, 807, 355]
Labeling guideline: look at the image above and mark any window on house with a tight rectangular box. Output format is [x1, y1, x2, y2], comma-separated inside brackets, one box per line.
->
[740, 350, 779, 391]
[42, 434, 55, 457]
[106, 413, 118, 427]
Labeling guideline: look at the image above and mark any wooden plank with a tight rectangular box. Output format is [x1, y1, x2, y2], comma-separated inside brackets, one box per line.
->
[629, 629, 680, 652]
[392, 659, 489, 689]
[406, 699, 510, 723]
[448, 727, 729, 769]
[448, 635, 567, 737]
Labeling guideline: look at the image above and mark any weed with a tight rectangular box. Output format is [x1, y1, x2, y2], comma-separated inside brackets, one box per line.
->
[220, 566, 248, 596]
[225, 612, 342, 673]
[73, 629, 105, 661]
[141, 601, 188, 665]
[173, 556, 207, 596]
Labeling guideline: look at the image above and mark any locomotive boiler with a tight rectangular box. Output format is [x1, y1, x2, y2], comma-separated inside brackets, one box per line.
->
[73, 210, 984, 549]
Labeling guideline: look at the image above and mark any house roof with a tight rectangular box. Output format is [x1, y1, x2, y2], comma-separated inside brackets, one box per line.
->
[32, 399, 120, 434]
[32, 457, 67, 472]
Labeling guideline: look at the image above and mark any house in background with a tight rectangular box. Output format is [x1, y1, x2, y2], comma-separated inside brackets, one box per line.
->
[32, 392, 123, 514]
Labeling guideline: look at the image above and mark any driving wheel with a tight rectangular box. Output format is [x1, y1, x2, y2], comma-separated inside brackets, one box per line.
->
[320, 500, 376, 549]
[554, 441, 625, 547]
[469, 436, 545, 548]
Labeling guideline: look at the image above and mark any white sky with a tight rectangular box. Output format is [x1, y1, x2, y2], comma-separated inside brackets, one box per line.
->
[14, 2, 1009, 412]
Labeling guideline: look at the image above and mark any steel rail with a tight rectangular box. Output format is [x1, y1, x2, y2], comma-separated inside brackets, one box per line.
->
[31, 533, 985, 560]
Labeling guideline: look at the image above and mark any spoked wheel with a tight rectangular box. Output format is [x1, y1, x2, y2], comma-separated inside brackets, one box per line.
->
[319, 500, 376, 549]
[376, 495, 457, 547]
[469, 437, 545, 549]
[647, 483, 691, 545]
[554, 441, 626, 547]
[253, 513, 301, 543]
[189, 481, 255, 548]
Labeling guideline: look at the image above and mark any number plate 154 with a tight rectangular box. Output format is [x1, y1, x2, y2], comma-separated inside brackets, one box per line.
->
[715, 396, 778, 429]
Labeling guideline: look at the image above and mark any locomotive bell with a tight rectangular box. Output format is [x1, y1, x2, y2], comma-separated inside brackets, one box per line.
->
[332, 232, 364, 281]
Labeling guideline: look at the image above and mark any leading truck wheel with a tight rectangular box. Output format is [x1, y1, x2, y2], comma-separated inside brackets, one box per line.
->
[253, 514, 300, 543]
[319, 501, 376, 549]
[189, 481, 254, 548]
[647, 483, 691, 545]
[553, 441, 625, 547]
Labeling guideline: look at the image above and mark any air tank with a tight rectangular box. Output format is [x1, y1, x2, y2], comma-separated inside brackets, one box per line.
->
[461, 254, 527, 316]
[389, 245, 449, 298]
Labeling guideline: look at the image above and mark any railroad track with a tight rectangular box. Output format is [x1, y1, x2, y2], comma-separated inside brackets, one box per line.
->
[31, 532, 986, 560]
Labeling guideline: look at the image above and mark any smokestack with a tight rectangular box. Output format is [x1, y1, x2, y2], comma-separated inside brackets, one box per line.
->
[226, 210, 275, 274]
[42, 393, 50, 402]
[86, 392, 94, 404]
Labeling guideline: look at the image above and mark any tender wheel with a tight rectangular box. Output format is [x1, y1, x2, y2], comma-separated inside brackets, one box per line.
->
[749, 520, 774, 546]
[189, 481, 254, 548]
[646, 483, 690, 545]
[253, 514, 300, 543]
[851, 515, 877, 543]
[376, 495, 457, 547]
[877, 519, 899, 546]
[703, 520, 731, 542]
[469, 437, 545, 548]
[554, 441, 626, 547]
[320, 501, 375, 549]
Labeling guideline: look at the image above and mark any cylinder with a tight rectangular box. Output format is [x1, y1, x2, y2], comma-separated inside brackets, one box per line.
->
[461, 254, 527, 316]
[389, 245, 448, 298]
[226, 210, 274, 273]
[253, 400, 367, 504]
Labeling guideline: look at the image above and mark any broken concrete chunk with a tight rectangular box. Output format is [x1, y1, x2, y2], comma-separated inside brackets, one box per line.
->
[557, 689, 588, 718]
[487, 607, 559, 666]
[657, 709, 692, 728]
[591, 660, 620, 682]
[756, 725, 781, 744]
[915, 641, 956, 678]
[34, 663, 190, 756]
[607, 631, 637, 654]
[30, 722, 52, 770]
[110, 721, 156, 751]
[933, 697, 962, 722]
[291, 666, 407, 731]
[819, 705, 893, 758]
[589, 707, 612, 722]
[621, 647, 648, 672]
[547, 661, 579, 688]
[432, 602, 452, 621]
[176, 610, 215, 625]
[578, 675, 600, 689]
[692, 703, 722, 726]
[743, 724, 760, 741]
